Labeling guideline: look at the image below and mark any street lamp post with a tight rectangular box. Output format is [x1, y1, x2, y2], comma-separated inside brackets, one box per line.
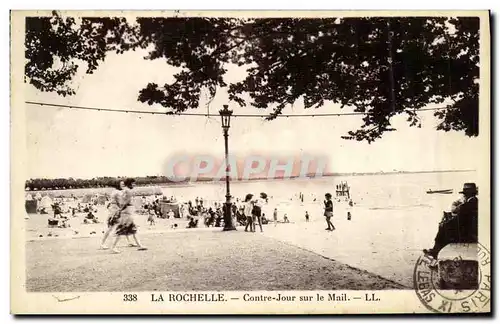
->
[219, 105, 236, 231]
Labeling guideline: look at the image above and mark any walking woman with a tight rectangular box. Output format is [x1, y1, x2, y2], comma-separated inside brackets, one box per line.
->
[324, 193, 335, 231]
[252, 192, 267, 232]
[100, 180, 124, 249]
[110, 178, 148, 253]
[243, 194, 254, 232]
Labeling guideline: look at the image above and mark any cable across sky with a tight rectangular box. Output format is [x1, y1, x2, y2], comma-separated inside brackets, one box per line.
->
[25, 100, 452, 118]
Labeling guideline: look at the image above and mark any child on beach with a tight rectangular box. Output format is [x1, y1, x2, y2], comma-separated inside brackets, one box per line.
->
[324, 193, 335, 231]
[273, 208, 278, 227]
[305, 211, 310, 222]
[147, 208, 156, 226]
[347, 199, 353, 220]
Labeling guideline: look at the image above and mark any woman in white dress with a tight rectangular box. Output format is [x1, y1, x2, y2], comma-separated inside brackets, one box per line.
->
[110, 178, 148, 253]
[100, 180, 124, 249]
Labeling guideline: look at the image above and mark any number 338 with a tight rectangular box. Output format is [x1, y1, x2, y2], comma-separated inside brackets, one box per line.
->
[123, 294, 138, 301]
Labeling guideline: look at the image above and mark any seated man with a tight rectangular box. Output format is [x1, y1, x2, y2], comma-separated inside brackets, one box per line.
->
[424, 183, 478, 259]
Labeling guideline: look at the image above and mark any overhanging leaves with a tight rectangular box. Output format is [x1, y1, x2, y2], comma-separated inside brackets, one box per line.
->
[25, 13, 480, 142]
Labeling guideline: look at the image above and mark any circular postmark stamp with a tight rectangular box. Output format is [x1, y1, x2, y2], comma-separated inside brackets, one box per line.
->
[413, 242, 491, 313]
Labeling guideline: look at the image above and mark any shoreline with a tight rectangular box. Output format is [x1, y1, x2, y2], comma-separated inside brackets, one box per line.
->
[25, 169, 474, 195]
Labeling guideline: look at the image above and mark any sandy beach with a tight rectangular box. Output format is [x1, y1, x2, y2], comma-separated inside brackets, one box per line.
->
[26, 229, 406, 292]
[23, 171, 479, 291]
[24, 200, 439, 291]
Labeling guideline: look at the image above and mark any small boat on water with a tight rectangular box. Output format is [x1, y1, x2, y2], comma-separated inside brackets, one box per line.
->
[426, 189, 453, 194]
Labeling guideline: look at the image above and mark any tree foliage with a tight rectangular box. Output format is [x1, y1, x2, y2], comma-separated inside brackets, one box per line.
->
[25, 13, 480, 142]
[25, 11, 138, 96]
[25, 175, 190, 191]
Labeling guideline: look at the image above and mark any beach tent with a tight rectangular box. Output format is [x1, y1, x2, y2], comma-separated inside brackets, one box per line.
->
[40, 195, 53, 210]
[159, 202, 180, 218]
[81, 194, 93, 204]
[25, 200, 37, 214]
[97, 195, 107, 205]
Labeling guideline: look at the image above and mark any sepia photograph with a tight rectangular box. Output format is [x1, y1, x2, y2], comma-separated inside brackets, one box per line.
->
[10, 10, 490, 314]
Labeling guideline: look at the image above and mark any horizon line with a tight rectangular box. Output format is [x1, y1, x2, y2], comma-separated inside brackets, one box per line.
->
[26, 169, 476, 181]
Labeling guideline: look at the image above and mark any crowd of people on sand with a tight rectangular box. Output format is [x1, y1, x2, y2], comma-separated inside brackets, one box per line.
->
[26, 192, 107, 229]
[174, 190, 356, 233]
[170, 193, 271, 230]
[26, 178, 479, 269]
[178, 191, 322, 231]
[26, 183, 358, 238]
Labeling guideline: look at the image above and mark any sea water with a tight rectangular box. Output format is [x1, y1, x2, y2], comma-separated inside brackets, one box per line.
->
[161, 171, 477, 215]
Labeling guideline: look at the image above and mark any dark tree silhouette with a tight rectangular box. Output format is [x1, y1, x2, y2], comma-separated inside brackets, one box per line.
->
[25, 13, 480, 142]
[25, 175, 191, 191]
[25, 11, 138, 96]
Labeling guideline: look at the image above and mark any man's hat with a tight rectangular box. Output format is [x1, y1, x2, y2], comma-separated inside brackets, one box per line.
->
[459, 183, 478, 194]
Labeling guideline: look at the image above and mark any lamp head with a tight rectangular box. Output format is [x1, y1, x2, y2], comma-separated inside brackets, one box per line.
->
[219, 105, 233, 130]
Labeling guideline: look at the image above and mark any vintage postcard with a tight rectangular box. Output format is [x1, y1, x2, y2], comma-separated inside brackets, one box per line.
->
[11, 10, 491, 314]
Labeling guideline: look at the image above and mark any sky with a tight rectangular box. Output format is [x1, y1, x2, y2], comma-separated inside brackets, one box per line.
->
[24, 49, 482, 179]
